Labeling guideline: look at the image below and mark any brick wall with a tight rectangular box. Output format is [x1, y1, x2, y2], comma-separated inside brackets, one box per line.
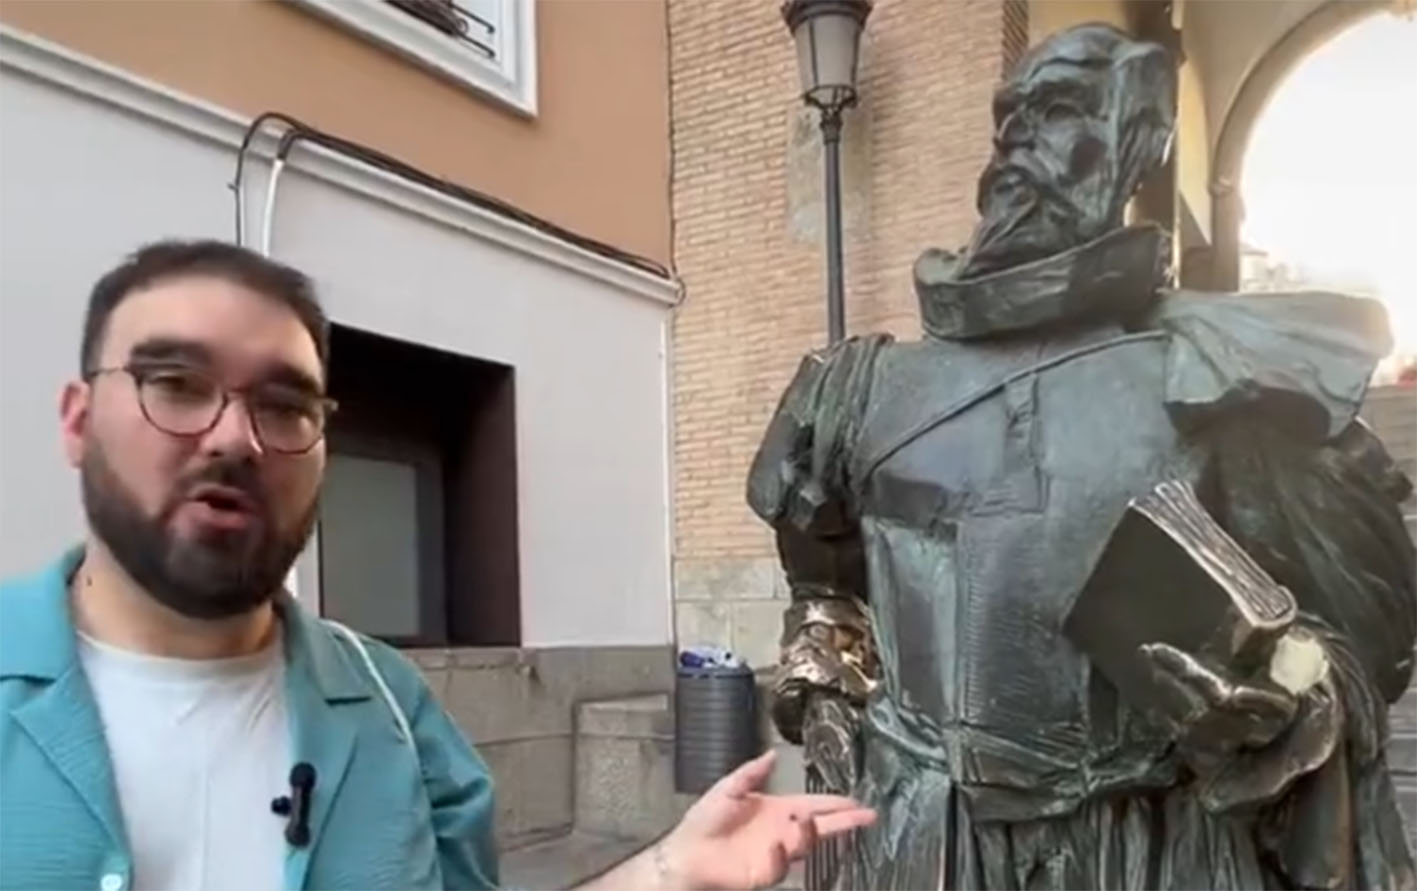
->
[668, 0, 1010, 661]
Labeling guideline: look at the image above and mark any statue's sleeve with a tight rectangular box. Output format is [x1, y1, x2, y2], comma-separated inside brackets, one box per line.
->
[1208, 418, 1416, 888]
[1154, 290, 1392, 443]
[746, 334, 891, 744]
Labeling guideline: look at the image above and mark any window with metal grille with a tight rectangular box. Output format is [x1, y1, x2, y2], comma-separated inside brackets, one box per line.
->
[290, 0, 537, 116]
[386, 0, 496, 59]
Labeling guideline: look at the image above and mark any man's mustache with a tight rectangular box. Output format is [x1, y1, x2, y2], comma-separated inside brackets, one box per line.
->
[160, 458, 269, 522]
[978, 157, 1070, 211]
[961, 153, 1085, 277]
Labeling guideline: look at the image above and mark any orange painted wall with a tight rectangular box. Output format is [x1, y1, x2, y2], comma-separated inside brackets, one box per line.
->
[0, 0, 672, 266]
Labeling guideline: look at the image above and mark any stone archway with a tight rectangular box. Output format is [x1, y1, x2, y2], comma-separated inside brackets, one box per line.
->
[1207, 0, 1399, 290]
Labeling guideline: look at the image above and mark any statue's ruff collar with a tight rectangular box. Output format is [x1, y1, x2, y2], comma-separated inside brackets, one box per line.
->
[913, 225, 1170, 341]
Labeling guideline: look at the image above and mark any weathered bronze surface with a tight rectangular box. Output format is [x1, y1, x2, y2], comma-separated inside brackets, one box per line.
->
[749, 22, 1416, 890]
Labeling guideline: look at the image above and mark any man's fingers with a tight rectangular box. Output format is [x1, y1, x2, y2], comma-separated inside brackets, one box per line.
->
[772, 793, 862, 815]
[755, 841, 789, 888]
[783, 813, 819, 861]
[714, 749, 777, 799]
[812, 807, 877, 837]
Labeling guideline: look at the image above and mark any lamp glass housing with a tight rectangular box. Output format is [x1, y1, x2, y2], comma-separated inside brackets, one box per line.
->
[784, 0, 870, 110]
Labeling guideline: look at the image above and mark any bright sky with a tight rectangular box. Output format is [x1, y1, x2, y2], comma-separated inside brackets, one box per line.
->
[1242, 11, 1417, 354]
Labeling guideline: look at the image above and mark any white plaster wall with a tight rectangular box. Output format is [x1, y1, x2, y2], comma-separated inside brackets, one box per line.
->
[0, 65, 673, 647]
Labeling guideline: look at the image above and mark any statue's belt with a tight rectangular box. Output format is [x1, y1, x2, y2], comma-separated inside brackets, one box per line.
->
[862, 695, 1178, 822]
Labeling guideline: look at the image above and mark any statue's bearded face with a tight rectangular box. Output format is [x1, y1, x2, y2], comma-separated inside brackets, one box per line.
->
[960, 27, 1174, 278]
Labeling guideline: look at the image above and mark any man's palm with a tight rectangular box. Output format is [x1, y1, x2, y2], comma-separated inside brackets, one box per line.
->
[663, 751, 876, 890]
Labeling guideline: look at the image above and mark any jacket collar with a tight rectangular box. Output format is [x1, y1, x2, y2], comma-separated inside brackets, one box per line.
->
[276, 593, 373, 704]
[0, 546, 371, 704]
[0, 547, 83, 680]
[912, 225, 1169, 341]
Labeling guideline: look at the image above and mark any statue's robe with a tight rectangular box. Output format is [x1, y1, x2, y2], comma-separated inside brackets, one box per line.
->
[749, 226, 1416, 889]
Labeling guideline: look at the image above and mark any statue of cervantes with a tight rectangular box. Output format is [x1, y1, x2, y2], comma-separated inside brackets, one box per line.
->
[748, 22, 1416, 891]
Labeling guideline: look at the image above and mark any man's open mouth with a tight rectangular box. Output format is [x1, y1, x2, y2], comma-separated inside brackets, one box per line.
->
[183, 484, 260, 529]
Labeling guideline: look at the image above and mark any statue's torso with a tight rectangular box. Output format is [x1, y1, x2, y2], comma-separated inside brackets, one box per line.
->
[849, 326, 1208, 788]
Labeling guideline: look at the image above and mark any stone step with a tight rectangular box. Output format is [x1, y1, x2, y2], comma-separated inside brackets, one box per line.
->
[498, 829, 807, 891]
[500, 830, 649, 890]
[574, 693, 694, 839]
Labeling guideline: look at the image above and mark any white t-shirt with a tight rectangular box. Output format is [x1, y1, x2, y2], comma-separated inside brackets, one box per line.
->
[78, 630, 291, 891]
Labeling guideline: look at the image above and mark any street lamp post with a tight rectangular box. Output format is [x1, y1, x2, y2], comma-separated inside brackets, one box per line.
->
[783, 0, 872, 346]
[783, 9, 872, 891]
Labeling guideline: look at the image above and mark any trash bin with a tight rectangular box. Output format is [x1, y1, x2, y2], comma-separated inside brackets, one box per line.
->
[674, 660, 759, 795]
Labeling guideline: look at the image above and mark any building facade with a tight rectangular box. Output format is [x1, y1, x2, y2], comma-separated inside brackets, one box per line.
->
[0, 0, 680, 868]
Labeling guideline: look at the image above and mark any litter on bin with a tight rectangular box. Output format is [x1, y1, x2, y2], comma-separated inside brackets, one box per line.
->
[678, 645, 746, 669]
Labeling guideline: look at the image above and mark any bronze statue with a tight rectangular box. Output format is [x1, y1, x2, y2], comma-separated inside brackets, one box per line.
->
[748, 23, 1416, 890]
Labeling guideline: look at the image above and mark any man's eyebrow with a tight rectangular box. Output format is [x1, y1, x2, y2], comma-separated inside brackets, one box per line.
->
[260, 363, 325, 397]
[1026, 71, 1099, 110]
[127, 338, 324, 395]
[128, 338, 214, 367]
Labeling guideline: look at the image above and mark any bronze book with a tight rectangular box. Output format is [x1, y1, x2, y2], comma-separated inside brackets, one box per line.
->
[1063, 479, 1297, 715]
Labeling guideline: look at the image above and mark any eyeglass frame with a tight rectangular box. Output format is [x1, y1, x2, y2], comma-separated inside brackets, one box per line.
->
[83, 362, 339, 455]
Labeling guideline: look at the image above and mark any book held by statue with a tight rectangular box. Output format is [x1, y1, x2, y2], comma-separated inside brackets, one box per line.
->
[1063, 480, 1306, 715]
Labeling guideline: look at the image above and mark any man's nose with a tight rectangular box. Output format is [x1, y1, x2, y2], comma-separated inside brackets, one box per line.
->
[202, 397, 265, 458]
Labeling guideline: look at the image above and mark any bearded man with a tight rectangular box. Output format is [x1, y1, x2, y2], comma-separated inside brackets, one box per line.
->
[0, 240, 874, 891]
[749, 23, 1416, 890]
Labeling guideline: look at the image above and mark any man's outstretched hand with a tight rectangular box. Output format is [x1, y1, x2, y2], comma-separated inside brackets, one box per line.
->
[662, 749, 876, 889]
[576, 749, 876, 891]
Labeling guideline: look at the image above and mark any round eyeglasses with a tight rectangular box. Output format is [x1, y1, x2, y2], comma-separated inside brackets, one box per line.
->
[86, 364, 338, 455]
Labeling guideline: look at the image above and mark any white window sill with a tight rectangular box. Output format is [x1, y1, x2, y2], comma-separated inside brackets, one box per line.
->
[289, 0, 537, 118]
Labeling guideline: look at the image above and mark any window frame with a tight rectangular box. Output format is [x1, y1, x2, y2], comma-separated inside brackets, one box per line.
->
[289, 0, 538, 117]
[318, 429, 449, 648]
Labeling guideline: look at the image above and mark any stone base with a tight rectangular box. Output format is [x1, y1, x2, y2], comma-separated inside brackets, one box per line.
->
[500, 831, 649, 889]
[406, 644, 674, 849]
[575, 694, 692, 839]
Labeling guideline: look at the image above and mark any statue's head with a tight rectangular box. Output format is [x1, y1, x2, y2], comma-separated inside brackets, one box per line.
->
[961, 24, 1176, 277]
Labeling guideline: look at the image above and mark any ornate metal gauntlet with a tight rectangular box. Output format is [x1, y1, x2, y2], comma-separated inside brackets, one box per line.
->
[770, 592, 877, 745]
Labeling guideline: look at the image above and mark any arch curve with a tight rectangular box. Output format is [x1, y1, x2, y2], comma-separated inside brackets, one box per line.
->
[1208, 0, 1402, 289]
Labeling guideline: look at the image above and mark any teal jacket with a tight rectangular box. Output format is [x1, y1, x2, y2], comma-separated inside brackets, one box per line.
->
[0, 550, 500, 890]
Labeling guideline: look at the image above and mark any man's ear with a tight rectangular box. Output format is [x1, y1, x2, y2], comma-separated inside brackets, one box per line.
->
[1109, 42, 1177, 219]
[60, 380, 91, 468]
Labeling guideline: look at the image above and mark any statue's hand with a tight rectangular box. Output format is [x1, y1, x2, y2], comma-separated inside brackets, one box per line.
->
[802, 693, 862, 794]
[1141, 636, 1343, 811]
[1141, 642, 1297, 754]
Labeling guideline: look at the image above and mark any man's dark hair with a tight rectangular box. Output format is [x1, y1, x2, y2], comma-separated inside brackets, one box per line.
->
[80, 240, 330, 376]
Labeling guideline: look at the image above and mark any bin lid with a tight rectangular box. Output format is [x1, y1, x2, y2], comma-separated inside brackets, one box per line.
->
[676, 663, 755, 678]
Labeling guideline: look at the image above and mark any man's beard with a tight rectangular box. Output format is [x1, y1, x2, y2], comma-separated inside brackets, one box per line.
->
[80, 443, 317, 620]
[960, 161, 1087, 279]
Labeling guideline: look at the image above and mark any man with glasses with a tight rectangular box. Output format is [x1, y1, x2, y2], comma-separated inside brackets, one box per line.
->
[0, 240, 874, 891]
